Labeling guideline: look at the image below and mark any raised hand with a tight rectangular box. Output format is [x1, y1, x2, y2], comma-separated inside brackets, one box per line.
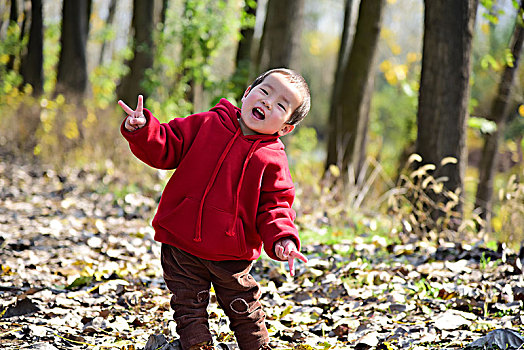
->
[118, 95, 146, 132]
[274, 238, 308, 277]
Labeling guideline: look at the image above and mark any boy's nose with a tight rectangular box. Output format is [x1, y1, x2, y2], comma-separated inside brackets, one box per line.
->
[262, 100, 271, 110]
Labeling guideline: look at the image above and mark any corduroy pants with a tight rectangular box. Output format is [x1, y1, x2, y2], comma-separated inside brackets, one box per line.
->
[161, 243, 270, 350]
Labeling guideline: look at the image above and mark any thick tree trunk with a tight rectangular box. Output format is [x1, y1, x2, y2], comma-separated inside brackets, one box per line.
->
[326, 0, 354, 172]
[116, 0, 155, 104]
[475, 1, 524, 224]
[337, 0, 385, 180]
[257, 0, 305, 71]
[55, 0, 90, 99]
[416, 0, 479, 227]
[20, 0, 43, 96]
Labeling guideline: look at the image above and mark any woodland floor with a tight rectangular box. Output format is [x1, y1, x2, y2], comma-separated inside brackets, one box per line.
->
[1, 158, 524, 350]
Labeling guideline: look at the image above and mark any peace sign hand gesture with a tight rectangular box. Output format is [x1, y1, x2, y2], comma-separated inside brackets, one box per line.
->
[274, 238, 308, 277]
[118, 95, 146, 132]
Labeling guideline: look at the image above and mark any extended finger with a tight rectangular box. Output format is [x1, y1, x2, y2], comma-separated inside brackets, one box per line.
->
[118, 100, 134, 115]
[137, 95, 143, 114]
[288, 256, 295, 276]
[289, 250, 308, 264]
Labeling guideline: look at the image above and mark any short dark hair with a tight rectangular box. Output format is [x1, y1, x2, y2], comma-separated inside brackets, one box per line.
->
[249, 68, 311, 126]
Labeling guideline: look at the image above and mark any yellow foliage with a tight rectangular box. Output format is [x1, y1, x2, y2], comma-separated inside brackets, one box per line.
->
[0, 54, 9, 64]
[309, 36, 322, 56]
[519, 104, 524, 117]
[63, 119, 79, 140]
[381, 28, 394, 40]
[329, 164, 341, 178]
[481, 23, 490, 35]
[406, 52, 419, 63]
[83, 112, 97, 128]
[391, 43, 402, 55]
[380, 60, 393, 72]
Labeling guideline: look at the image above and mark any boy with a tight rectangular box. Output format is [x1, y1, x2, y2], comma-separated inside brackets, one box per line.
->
[118, 68, 310, 350]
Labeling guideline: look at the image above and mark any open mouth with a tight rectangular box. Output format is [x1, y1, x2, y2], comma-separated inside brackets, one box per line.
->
[252, 107, 265, 120]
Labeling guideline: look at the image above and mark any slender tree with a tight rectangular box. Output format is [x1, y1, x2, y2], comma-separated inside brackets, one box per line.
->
[327, 0, 386, 181]
[257, 0, 305, 71]
[98, 0, 118, 65]
[55, 0, 90, 100]
[475, 1, 524, 225]
[7, 0, 19, 72]
[116, 0, 155, 104]
[20, 0, 43, 96]
[415, 0, 479, 228]
[325, 0, 354, 172]
[232, 0, 258, 100]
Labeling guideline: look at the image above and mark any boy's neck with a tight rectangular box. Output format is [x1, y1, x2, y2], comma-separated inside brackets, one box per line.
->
[238, 117, 258, 136]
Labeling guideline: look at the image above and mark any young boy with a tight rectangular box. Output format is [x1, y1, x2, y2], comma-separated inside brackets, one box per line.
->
[118, 68, 310, 350]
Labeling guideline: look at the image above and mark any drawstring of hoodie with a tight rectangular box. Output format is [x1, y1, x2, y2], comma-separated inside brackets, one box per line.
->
[194, 128, 242, 242]
[226, 139, 261, 237]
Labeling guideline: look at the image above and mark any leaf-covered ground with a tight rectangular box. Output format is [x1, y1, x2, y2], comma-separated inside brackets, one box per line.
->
[1, 160, 524, 350]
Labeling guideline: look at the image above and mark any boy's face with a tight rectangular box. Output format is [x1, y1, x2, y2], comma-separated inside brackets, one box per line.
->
[240, 73, 302, 136]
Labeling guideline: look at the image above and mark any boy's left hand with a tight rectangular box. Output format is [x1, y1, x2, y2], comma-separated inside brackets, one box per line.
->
[274, 238, 308, 277]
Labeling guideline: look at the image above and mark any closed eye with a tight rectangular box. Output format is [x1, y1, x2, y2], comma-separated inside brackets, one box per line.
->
[260, 88, 268, 95]
[278, 103, 286, 111]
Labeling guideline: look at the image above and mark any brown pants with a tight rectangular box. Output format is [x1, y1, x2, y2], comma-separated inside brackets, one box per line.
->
[161, 244, 269, 350]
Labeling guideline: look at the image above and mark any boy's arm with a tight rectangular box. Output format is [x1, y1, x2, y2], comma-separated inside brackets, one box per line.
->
[257, 157, 307, 275]
[118, 96, 199, 170]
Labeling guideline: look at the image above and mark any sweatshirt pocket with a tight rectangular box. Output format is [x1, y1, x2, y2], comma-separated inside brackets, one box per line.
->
[157, 197, 247, 258]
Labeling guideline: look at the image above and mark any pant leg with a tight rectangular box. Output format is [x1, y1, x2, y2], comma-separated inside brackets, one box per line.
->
[207, 260, 269, 350]
[161, 244, 213, 350]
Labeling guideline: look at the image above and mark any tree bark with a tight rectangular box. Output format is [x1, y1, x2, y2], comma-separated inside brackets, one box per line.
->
[475, 1, 524, 224]
[98, 0, 118, 65]
[7, 0, 19, 72]
[55, 0, 90, 100]
[20, 0, 44, 96]
[257, 0, 305, 71]
[232, 0, 258, 100]
[326, 0, 354, 171]
[416, 0, 479, 226]
[116, 0, 155, 104]
[336, 0, 385, 181]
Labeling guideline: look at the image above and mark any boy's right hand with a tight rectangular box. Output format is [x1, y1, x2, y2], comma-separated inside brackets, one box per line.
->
[118, 95, 146, 132]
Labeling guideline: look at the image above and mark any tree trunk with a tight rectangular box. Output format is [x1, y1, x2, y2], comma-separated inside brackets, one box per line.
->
[257, 0, 305, 71]
[159, 0, 169, 30]
[116, 0, 155, 104]
[475, 1, 524, 225]
[7, 0, 19, 72]
[326, 0, 354, 172]
[98, 0, 118, 65]
[232, 0, 258, 100]
[55, 0, 90, 100]
[20, 0, 43, 96]
[337, 0, 385, 181]
[416, 0, 479, 227]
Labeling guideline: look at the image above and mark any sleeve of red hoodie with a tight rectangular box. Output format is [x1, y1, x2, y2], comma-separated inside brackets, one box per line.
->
[120, 108, 203, 170]
[257, 156, 301, 261]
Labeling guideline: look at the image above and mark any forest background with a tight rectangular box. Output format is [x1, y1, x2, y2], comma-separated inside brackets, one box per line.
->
[1, 0, 522, 247]
[1, 0, 524, 349]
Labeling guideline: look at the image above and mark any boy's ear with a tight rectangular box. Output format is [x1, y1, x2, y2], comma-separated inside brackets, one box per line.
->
[278, 124, 295, 136]
[241, 86, 252, 102]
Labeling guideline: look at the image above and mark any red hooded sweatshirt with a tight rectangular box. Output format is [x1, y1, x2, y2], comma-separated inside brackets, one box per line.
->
[121, 99, 300, 261]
